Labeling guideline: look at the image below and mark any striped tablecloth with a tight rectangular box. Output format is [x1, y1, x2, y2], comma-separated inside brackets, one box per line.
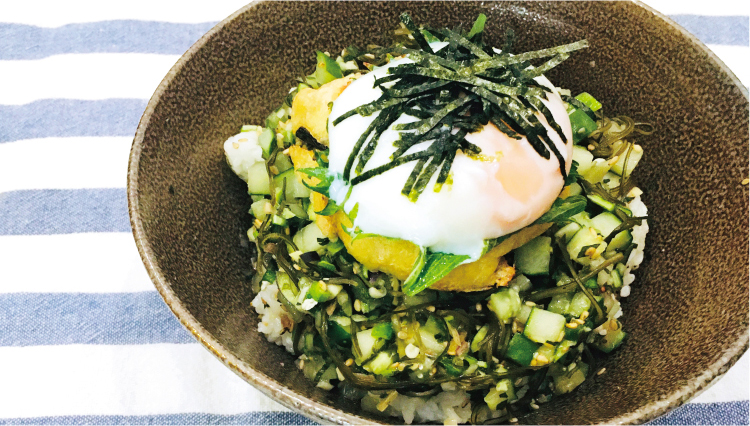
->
[0, 1, 747, 424]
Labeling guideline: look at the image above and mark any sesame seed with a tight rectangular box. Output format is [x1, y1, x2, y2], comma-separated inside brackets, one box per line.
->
[525, 301, 536, 307]
[589, 227, 598, 237]
[633, 145, 643, 152]
[237, 138, 248, 143]
[293, 264, 301, 270]
[282, 148, 291, 155]
[597, 367, 607, 376]
[475, 303, 482, 312]
[587, 144, 595, 151]
[353, 299, 362, 312]
[585, 247, 597, 257]
[431, 367, 437, 375]
[580, 311, 590, 320]
[269, 165, 279, 175]
[743, 178, 750, 185]
[600, 286, 606, 293]
[232, 142, 239, 149]
[608, 156, 620, 165]
[326, 303, 336, 315]
[397, 330, 408, 340]
[566, 322, 578, 329]
[610, 319, 619, 330]
[510, 418, 518, 423]
[405, 343, 420, 359]
[426, 305, 436, 312]
[345, 358, 354, 366]
[298, 360, 305, 369]
[598, 328, 608, 336]
[530, 403, 540, 410]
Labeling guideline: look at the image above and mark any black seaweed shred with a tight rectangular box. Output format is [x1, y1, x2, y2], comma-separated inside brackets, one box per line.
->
[331, 14, 588, 201]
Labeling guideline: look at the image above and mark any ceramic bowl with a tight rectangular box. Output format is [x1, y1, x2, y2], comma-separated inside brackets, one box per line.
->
[128, 1, 749, 424]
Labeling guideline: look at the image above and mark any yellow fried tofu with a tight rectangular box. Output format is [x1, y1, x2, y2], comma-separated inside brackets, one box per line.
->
[288, 145, 338, 238]
[290, 76, 354, 145]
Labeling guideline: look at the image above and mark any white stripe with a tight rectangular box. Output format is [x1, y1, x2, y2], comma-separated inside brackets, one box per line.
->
[0, 137, 130, 192]
[0, 344, 289, 418]
[0, 0, 250, 27]
[641, 0, 750, 16]
[692, 352, 750, 403]
[0, 233, 154, 293]
[705, 44, 750, 86]
[0, 53, 179, 105]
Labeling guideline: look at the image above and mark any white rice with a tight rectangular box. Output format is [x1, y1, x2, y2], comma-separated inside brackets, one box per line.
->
[621, 194, 649, 297]
[251, 282, 295, 353]
[361, 389, 472, 425]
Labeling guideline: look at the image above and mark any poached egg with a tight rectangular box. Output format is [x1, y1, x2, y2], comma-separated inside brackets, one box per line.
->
[327, 57, 573, 261]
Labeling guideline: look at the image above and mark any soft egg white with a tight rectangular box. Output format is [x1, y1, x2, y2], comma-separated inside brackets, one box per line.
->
[327, 57, 573, 260]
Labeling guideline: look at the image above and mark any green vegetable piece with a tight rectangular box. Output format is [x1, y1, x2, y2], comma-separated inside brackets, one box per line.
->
[575, 92, 602, 112]
[567, 107, 598, 144]
[487, 287, 521, 324]
[566, 292, 592, 317]
[552, 339, 576, 362]
[371, 322, 394, 340]
[524, 308, 566, 343]
[587, 194, 616, 212]
[470, 324, 490, 353]
[552, 361, 589, 395]
[534, 195, 587, 225]
[506, 333, 541, 366]
[327, 317, 352, 346]
[547, 293, 572, 315]
[594, 325, 627, 353]
[467, 13, 487, 38]
[402, 250, 469, 296]
[365, 351, 397, 376]
[315, 51, 343, 86]
[439, 357, 465, 376]
[514, 236, 552, 276]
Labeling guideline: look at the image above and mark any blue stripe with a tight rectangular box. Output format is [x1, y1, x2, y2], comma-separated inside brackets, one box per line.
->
[669, 15, 749, 46]
[0, 412, 315, 425]
[0, 189, 130, 235]
[0, 21, 217, 60]
[0, 99, 146, 144]
[0, 402, 745, 425]
[0, 292, 192, 346]
[649, 401, 749, 425]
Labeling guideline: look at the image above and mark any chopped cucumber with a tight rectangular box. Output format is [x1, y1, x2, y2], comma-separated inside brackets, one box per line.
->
[605, 230, 633, 253]
[506, 333, 540, 366]
[355, 328, 383, 364]
[553, 340, 576, 362]
[572, 145, 594, 175]
[591, 212, 623, 237]
[580, 158, 611, 183]
[523, 308, 566, 343]
[533, 344, 555, 365]
[601, 172, 621, 191]
[611, 269, 623, 288]
[555, 222, 582, 242]
[420, 316, 448, 357]
[610, 144, 643, 177]
[273, 169, 311, 199]
[274, 153, 294, 173]
[575, 92, 602, 112]
[514, 236, 552, 276]
[293, 222, 326, 254]
[552, 362, 589, 395]
[487, 288, 521, 324]
[516, 304, 533, 325]
[594, 327, 627, 353]
[471, 324, 490, 353]
[250, 198, 272, 220]
[364, 351, 397, 376]
[570, 212, 594, 229]
[258, 127, 276, 158]
[567, 227, 604, 262]
[508, 274, 533, 293]
[246, 163, 271, 195]
[328, 316, 352, 346]
[567, 106, 598, 144]
[587, 194, 616, 211]
[547, 293, 572, 315]
[566, 292, 592, 317]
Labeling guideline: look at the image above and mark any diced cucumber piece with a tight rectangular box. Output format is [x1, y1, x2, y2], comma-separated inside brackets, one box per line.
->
[611, 144, 643, 177]
[611, 269, 623, 288]
[523, 308, 566, 343]
[484, 387, 508, 411]
[514, 236, 552, 276]
[567, 107, 598, 144]
[274, 153, 294, 173]
[566, 182, 582, 197]
[555, 222, 582, 242]
[420, 316, 448, 356]
[307, 279, 342, 303]
[547, 293, 572, 315]
[246, 163, 271, 195]
[567, 227, 604, 262]
[552, 362, 589, 395]
[287, 202, 308, 219]
[566, 292, 592, 317]
[355, 328, 382, 364]
[591, 212, 623, 237]
[517, 304, 533, 325]
[506, 333, 540, 366]
[258, 127, 276, 158]
[250, 198, 272, 220]
[404, 290, 438, 307]
[570, 212, 594, 228]
[508, 274, 532, 293]
[605, 230, 633, 253]
[328, 316, 352, 346]
[572, 145, 594, 175]
[553, 340, 576, 362]
[301, 354, 327, 381]
[365, 351, 397, 376]
[594, 327, 627, 353]
[616, 262, 627, 276]
[533, 344, 555, 365]
[575, 92, 602, 112]
[273, 169, 311, 199]
[487, 288, 521, 324]
[293, 222, 326, 254]
[587, 194, 616, 211]
[271, 215, 287, 226]
[580, 158, 611, 183]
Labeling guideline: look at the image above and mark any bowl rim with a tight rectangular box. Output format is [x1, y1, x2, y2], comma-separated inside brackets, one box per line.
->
[127, 1, 749, 424]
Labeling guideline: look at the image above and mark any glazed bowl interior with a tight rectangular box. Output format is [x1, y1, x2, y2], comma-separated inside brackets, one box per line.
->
[128, 1, 749, 424]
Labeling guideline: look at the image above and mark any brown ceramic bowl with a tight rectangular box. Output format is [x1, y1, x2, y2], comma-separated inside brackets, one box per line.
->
[128, 1, 749, 424]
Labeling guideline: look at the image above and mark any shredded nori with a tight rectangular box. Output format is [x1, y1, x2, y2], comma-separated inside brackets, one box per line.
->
[333, 13, 588, 201]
